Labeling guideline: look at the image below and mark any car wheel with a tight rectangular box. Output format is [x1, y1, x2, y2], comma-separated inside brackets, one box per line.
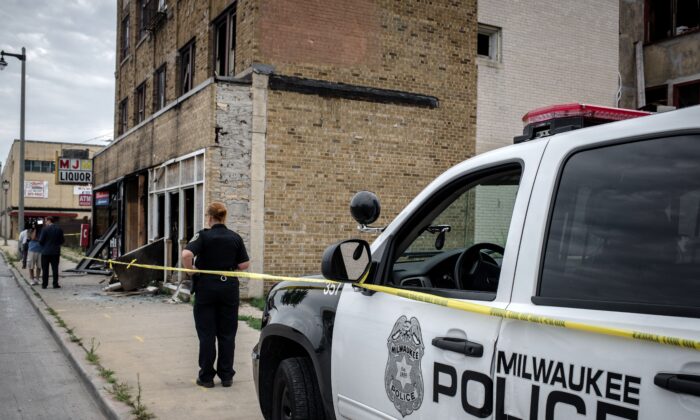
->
[271, 357, 325, 420]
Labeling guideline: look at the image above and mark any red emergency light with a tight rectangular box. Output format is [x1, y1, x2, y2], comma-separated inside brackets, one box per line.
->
[514, 103, 651, 143]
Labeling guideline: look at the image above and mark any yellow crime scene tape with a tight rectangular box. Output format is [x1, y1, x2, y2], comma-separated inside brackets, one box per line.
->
[82, 256, 700, 352]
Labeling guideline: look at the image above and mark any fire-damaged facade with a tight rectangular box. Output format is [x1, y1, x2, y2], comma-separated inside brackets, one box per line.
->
[94, 0, 478, 297]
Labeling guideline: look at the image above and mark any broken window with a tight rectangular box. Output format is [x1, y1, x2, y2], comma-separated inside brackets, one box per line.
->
[179, 40, 196, 95]
[154, 64, 166, 111]
[135, 82, 146, 124]
[118, 98, 128, 135]
[213, 6, 237, 76]
[675, 80, 700, 108]
[121, 15, 130, 60]
[477, 23, 502, 62]
[645, 84, 668, 106]
[646, 0, 700, 42]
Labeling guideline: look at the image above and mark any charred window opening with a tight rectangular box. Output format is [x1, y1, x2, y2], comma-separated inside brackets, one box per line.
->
[645, 85, 668, 107]
[154, 64, 166, 111]
[674, 80, 700, 108]
[118, 98, 128, 135]
[646, 0, 700, 43]
[179, 40, 196, 95]
[213, 6, 237, 76]
[139, 0, 154, 39]
[135, 82, 146, 124]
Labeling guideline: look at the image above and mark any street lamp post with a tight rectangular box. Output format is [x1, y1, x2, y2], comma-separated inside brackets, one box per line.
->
[2, 180, 9, 246]
[0, 47, 27, 233]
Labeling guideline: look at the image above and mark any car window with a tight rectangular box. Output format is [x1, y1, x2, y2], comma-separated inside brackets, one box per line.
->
[539, 135, 700, 316]
[389, 167, 521, 298]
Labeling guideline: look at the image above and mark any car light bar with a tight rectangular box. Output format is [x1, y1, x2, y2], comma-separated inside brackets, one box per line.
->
[514, 103, 652, 143]
[522, 103, 651, 125]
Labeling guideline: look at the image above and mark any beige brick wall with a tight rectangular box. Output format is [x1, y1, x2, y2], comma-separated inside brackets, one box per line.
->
[254, 0, 479, 279]
[263, 89, 471, 279]
[95, 83, 216, 186]
[476, 0, 620, 153]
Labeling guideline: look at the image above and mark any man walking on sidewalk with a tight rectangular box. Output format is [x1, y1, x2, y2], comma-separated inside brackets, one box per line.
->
[38, 217, 64, 289]
[18, 227, 29, 268]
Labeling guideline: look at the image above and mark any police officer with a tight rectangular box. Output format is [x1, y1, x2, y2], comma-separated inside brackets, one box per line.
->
[181, 202, 250, 388]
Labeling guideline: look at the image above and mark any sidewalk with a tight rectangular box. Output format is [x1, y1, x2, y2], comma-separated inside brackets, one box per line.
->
[2, 241, 264, 420]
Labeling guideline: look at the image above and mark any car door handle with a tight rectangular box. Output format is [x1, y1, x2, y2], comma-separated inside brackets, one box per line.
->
[432, 337, 483, 357]
[654, 373, 700, 397]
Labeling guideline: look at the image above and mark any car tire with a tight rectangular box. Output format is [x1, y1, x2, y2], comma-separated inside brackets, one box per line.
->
[271, 357, 325, 420]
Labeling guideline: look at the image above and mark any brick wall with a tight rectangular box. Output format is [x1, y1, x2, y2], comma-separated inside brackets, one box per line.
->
[255, 0, 479, 278]
[476, 0, 620, 153]
[263, 89, 471, 279]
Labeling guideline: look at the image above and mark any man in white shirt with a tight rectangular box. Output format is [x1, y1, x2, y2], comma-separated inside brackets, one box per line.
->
[18, 228, 28, 269]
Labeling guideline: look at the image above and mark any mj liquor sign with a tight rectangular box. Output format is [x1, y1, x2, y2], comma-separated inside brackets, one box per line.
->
[56, 158, 93, 184]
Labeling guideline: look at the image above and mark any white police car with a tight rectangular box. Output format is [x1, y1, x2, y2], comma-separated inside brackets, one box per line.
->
[253, 104, 700, 419]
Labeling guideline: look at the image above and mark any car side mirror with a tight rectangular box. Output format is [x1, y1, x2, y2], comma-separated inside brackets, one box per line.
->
[321, 239, 371, 282]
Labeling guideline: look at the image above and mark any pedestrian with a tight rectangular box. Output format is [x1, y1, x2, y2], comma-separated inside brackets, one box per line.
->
[26, 228, 42, 286]
[181, 202, 250, 388]
[18, 227, 29, 269]
[38, 216, 64, 289]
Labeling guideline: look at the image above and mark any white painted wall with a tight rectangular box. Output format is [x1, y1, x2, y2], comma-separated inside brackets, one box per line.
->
[476, 0, 620, 153]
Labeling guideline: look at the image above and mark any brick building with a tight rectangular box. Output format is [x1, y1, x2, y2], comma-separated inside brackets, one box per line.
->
[1, 140, 103, 240]
[95, 0, 478, 296]
[619, 0, 700, 110]
[475, 0, 621, 153]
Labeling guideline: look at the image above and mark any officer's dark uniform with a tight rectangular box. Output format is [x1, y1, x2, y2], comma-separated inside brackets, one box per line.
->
[185, 224, 249, 384]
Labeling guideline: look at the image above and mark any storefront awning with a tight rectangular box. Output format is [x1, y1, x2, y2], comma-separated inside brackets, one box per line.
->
[10, 211, 79, 218]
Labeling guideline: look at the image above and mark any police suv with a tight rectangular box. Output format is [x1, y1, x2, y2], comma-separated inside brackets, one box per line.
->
[252, 104, 700, 419]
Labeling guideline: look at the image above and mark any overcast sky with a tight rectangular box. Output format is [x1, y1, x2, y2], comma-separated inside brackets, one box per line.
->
[0, 0, 115, 163]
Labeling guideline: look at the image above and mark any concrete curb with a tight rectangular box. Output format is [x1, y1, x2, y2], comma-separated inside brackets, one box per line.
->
[1, 251, 133, 420]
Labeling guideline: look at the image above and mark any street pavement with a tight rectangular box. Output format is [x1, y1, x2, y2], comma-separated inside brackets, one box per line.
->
[2, 241, 264, 419]
[0, 255, 106, 420]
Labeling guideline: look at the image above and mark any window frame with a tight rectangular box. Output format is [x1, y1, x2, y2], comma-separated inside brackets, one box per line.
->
[645, 0, 700, 44]
[477, 23, 502, 62]
[212, 5, 237, 77]
[135, 81, 147, 124]
[179, 39, 196, 95]
[673, 79, 700, 109]
[153, 64, 166, 111]
[138, 0, 153, 40]
[24, 160, 55, 173]
[121, 14, 130, 60]
[118, 98, 128, 135]
[534, 134, 700, 318]
[375, 163, 523, 302]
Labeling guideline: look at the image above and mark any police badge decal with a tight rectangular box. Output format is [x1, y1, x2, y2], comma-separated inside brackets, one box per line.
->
[385, 315, 425, 417]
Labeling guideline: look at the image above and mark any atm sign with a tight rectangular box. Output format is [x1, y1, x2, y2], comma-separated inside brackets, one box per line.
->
[57, 158, 93, 184]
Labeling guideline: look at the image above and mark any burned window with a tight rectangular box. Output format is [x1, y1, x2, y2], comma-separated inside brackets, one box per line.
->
[154, 64, 166, 111]
[675, 80, 700, 108]
[135, 82, 146, 124]
[179, 40, 196, 95]
[118, 98, 128, 135]
[646, 0, 700, 42]
[645, 85, 668, 106]
[121, 15, 130, 60]
[213, 6, 237, 76]
[139, 0, 154, 39]
[477, 23, 501, 61]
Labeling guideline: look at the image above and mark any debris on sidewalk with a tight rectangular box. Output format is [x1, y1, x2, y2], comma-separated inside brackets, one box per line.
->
[112, 239, 164, 291]
[103, 282, 123, 292]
